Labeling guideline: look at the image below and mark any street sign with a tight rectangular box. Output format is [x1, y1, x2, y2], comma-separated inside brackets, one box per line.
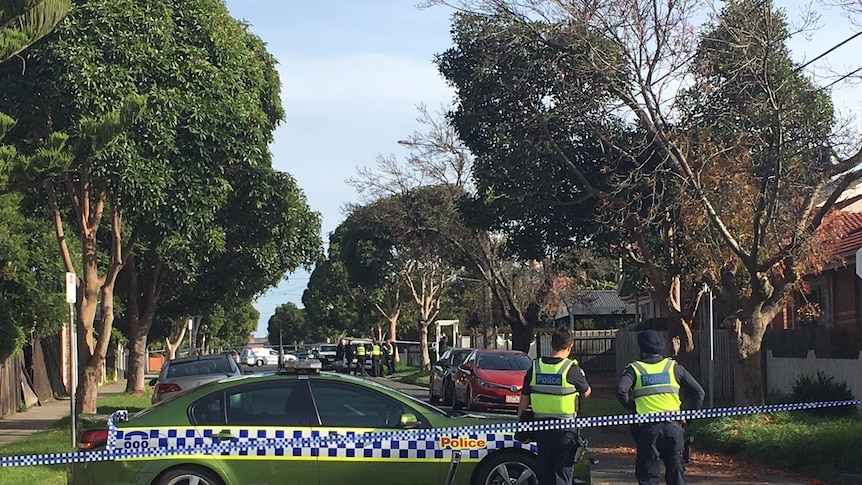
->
[857, 248, 862, 279]
[65, 272, 77, 303]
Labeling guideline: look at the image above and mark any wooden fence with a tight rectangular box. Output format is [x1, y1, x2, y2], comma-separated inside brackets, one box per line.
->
[0, 353, 24, 418]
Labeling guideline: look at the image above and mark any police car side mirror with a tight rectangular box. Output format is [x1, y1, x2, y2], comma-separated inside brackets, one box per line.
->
[398, 413, 419, 429]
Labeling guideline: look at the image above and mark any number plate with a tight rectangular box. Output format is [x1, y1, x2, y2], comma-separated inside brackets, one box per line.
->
[506, 395, 521, 403]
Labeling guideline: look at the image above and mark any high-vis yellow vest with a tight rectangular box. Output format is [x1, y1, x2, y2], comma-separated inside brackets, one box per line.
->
[356, 344, 366, 357]
[372, 344, 382, 356]
[386, 344, 394, 356]
[630, 358, 682, 414]
[529, 358, 579, 419]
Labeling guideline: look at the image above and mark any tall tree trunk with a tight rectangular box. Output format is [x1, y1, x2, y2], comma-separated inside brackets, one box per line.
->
[419, 318, 431, 370]
[122, 254, 162, 393]
[727, 309, 773, 405]
[165, 320, 187, 360]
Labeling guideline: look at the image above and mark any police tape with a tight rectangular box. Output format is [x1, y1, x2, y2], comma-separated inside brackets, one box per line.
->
[1, 398, 859, 468]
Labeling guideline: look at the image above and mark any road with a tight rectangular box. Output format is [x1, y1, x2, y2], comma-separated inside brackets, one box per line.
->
[238, 364, 821, 484]
[367, 375, 819, 485]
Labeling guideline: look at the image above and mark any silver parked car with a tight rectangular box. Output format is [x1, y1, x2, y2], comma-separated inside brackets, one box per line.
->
[151, 353, 242, 404]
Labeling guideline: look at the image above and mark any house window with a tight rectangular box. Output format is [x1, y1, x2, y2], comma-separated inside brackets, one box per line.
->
[796, 284, 832, 328]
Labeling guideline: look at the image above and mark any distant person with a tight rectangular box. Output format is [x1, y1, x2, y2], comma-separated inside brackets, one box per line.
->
[616, 329, 705, 485]
[354, 341, 368, 376]
[371, 339, 382, 377]
[336, 338, 346, 368]
[438, 331, 448, 353]
[345, 339, 356, 374]
[382, 337, 395, 375]
[518, 325, 591, 485]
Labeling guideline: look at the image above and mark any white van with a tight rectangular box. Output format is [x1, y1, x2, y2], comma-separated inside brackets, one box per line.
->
[242, 347, 295, 367]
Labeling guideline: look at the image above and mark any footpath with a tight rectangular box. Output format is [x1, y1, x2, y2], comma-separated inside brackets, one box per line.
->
[0, 379, 128, 447]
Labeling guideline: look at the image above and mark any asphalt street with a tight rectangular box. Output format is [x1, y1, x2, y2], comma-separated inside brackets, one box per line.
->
[367, 375, 816, 485]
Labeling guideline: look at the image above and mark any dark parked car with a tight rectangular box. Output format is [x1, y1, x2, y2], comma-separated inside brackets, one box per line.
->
[452, 349, 532, 412]
[429, 347, 473, 406]
[150, 353, 242, 404]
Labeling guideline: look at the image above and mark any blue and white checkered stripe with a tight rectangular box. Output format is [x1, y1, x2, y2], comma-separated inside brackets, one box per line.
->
[1, 399, 858, 468]
[111, 427, 536, 461]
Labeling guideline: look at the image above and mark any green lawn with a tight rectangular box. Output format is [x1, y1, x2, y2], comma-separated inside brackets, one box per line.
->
[0, 389, 152, 485]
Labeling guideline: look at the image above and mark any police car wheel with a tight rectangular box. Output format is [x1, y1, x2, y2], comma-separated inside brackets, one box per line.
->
[255, 359, 264, 367]
[472, 451, 538, 485]
[156, 465, 223, 485]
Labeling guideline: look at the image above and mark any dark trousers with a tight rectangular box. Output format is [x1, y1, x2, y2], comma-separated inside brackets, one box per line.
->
[536, 428, 579, 485]
[355, 357, 367, 375]
[385, 357, 395, 374]
[632, 421, 686, 485]
[371, 356, 381, 377]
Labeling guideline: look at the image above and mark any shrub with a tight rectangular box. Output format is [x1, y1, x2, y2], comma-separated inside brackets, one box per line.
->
[791, 371, 856, 417]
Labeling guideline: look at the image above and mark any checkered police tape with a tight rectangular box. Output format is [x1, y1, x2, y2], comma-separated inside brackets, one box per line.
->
[1, 398, 859, 468]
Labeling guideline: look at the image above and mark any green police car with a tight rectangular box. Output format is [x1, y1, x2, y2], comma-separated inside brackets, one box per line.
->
[69, 361, 590, 485]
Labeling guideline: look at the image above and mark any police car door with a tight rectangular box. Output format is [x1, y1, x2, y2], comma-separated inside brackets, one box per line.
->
[189, 380, 318, 485]
[308, 380, 444, 485]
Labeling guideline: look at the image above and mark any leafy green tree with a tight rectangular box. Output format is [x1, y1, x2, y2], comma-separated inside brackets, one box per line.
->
[199, 301, 258, 350]
[0, 0, 70, 62]
[0, 193, 67, 360]
[267, 302, 322, 346]
[0, 0, 319, 411]
[302, 244, 376, 339]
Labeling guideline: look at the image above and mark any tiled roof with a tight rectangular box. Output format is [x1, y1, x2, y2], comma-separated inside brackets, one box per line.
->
[832, 211, 862, 256]
[556, 290, 635, 318]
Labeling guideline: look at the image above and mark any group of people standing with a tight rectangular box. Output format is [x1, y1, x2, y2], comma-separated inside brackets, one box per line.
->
[519, 325, 705, 485]
[336, 337, 395, 377]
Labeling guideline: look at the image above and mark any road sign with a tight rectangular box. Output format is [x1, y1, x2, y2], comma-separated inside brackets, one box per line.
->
[65, 272, 77, 303]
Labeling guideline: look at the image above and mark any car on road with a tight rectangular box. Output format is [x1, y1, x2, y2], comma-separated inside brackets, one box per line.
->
[150, 353, 242, 404]
[452, 349, 532, 412]
[242, 347, 294, 367]
[429, 347, 474, 406]
[71, 360, 590, 485]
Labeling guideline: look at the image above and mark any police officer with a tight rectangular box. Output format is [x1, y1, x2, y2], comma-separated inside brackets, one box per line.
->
[382, 338, 395, 375]
[616, 329, 705, 485]
[371, 339, 382, 377]
[354, 340, 368, 376]
[518, 326, 591, 485]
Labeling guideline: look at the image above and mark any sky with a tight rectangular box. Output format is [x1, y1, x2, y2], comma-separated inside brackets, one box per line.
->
[221, 1, 457, 336]
[221, 1, 862, 338]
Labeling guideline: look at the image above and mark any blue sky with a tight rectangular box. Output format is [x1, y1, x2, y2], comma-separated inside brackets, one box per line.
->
[222, 2, 862, 337]
[221, 1, 457, 336]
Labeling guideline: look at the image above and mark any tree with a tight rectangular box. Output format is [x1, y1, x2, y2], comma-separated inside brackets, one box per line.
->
[0, 0, 320, 412]
[267, 302, 313, 346]
[431, 0, 862, 404]
[0, 193, 67, 360]
[0, 0, 70, 62]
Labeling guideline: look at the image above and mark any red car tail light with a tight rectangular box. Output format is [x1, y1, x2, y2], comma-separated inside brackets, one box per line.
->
[155, 382, 182, 394]
[78, 429, 109, 450]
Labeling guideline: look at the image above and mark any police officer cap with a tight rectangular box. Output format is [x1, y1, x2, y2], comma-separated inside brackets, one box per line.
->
[637, 330, 665, 354]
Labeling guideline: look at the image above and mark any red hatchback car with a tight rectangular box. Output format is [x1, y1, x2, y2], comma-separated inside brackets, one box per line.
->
[451, 348, 532, 412]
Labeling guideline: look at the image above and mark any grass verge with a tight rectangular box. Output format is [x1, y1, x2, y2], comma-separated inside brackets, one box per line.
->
[689, 411, 862, 483]
[0, 387, 152, 485]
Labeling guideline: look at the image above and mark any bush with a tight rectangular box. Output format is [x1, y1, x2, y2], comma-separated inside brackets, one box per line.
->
[791, 371, 856, 417]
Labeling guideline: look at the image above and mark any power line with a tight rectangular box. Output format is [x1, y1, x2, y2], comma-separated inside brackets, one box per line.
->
[796, 30, 862, 72]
